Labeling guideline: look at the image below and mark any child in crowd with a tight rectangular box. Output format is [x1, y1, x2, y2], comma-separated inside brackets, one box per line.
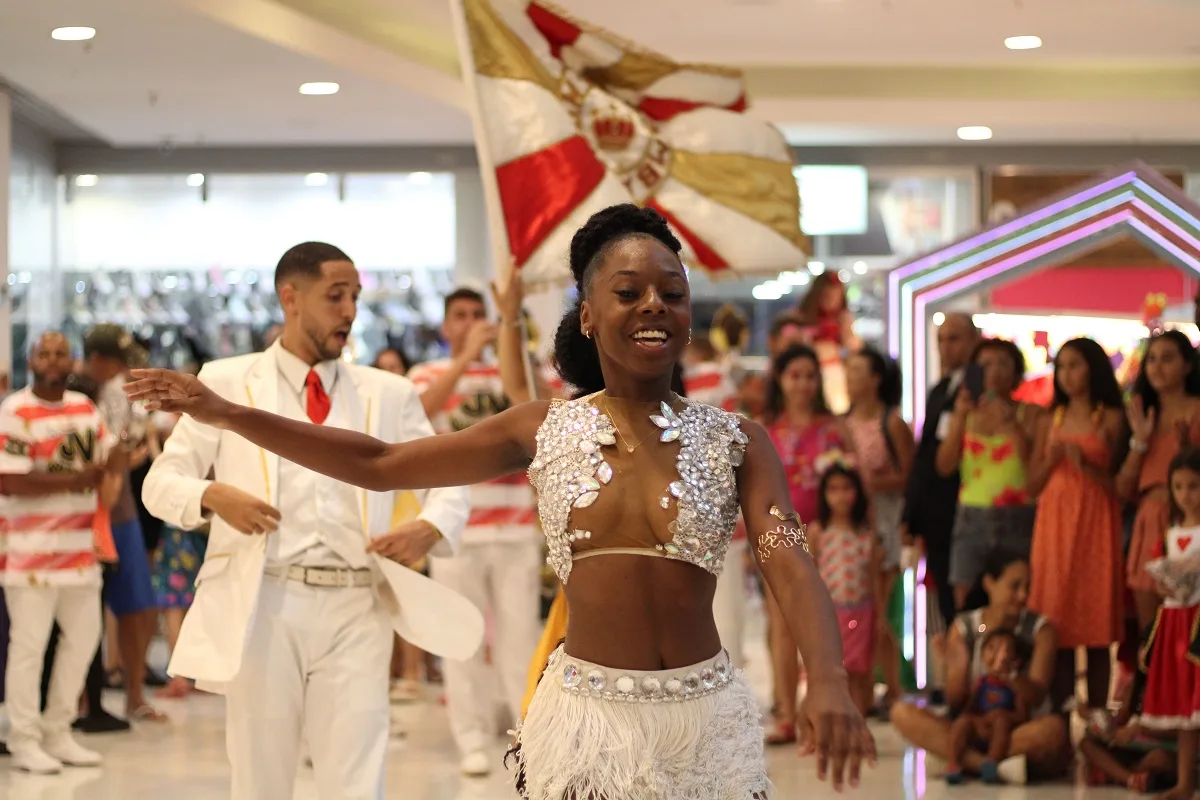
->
[1080, 644, 1178, 794]
[1136, 449, 1200, 800]
[810, 462, 880, 716]
[946, 628, 1027, 785]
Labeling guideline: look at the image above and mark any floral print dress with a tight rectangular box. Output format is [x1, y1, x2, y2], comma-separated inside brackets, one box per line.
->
[151, 524, 208, 609]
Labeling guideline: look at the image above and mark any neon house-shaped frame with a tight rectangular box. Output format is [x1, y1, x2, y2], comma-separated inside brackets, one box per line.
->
[888, 162, 1200, 425]
[885, 163, 1200, 690]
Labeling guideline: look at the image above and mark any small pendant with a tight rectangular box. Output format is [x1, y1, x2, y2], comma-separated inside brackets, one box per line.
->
[625, 444, 636, 453]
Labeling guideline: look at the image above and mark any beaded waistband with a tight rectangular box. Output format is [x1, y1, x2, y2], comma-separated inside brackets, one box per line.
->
[549, 646, 734, 703]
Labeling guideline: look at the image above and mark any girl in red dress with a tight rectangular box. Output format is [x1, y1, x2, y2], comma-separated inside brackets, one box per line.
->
[1139, 448, 1200, 800]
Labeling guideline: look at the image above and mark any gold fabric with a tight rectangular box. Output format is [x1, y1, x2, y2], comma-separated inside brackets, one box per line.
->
[670, 150, 809, 250]
[464, 0, 556, 91]
[522, 587, 568, 717]
[582, 53, 676, 93]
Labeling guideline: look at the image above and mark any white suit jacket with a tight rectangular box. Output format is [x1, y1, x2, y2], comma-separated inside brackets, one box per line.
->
[142, 347, 483, 691]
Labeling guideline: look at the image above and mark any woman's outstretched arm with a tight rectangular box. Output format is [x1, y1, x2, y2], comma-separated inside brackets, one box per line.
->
[125, 368, 547, 492]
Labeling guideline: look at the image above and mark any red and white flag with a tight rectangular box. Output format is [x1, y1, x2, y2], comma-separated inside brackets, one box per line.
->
[453, 0, 809, 286]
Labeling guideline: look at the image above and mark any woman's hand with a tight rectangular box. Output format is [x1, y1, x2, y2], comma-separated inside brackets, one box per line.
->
[800, 678, 877, 791]
[124, 369, 235, 428]
[1126, 395, 1155, 446]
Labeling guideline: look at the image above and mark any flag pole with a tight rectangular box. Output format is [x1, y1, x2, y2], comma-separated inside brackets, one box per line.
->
[447, 0, 539, 400]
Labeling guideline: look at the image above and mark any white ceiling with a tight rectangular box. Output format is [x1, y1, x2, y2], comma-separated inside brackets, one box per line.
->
[1, 0, 1198, 147]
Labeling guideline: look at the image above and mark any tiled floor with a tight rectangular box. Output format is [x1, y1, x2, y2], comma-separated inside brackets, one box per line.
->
[0, 605, 1111, 798]
[0, 691, 1103, 800]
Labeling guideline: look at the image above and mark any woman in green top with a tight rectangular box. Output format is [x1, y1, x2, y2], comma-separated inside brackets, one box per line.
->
[937, 338, 1042, 611]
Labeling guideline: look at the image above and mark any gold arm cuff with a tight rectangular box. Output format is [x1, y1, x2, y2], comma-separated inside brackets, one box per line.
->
[756, 524, 810, 561]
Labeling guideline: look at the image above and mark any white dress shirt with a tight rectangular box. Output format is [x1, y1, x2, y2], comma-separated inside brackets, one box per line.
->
[270, 346, 366, 569]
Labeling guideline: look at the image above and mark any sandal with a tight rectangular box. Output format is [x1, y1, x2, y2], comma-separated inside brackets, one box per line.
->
[129, 704, 170, 723]
[158, 676, 192, 699]
[763, 720, 796, 746]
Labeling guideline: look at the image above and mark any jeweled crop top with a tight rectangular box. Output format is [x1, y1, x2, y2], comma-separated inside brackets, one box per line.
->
[527, 394, 749, 584]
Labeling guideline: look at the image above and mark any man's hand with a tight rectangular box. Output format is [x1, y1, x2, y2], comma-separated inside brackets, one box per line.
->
[201, 483, 281, 535]
[459, 321, 499, 365]
[367, 520, 440, 566]
[490, 261, 524, 324]
[71, 464, 105, 493]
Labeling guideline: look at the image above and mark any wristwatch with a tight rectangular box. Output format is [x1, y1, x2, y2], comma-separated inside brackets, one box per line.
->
[1129, 437, 1150, 454]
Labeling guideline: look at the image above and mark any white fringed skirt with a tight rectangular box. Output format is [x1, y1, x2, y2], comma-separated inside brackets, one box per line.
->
[510, 645, 770, 799]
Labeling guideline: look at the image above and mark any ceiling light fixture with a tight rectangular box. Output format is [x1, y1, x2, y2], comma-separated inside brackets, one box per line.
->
[51, 27, 96, 41]
[407, 171, 433, 185]
[1004, 35, 1042, 50]
[305, 172, 329, 187]
[853, 260, 868, 275]
[75, 174, 98, 187]
[186, 173, 205, 187]
[299, 82, 339, 96]
[807, 260, 826, 275]
[957, 126, 993, 141]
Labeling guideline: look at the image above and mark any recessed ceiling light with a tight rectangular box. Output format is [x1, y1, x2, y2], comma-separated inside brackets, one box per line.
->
[305, 172, 329, 187]
[299, 82, 339, 96]
[407, 171, 433, 185]
[75, 174, 98, 187]
[957, 126, 993, 141]
[186, 173, 205, 187]
[933, 312, 946, 326]
[807, 260, 826, 275]
[853, 260, 868, 275]
[51, 27, 96, 41]
[1004, 35, 1042, 50]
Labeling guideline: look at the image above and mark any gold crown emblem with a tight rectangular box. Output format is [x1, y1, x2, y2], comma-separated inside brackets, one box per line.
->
[591, 111, 635, 152]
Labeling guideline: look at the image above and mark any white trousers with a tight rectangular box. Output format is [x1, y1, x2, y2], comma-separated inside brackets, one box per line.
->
[4, 585, 102, 749]
[713, 539, 748, 669]
[225, 577, 391, 800]
[431, 540, 542, 756]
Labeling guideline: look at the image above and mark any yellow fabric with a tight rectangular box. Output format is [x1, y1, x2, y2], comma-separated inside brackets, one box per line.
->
[390, 491, 429, 572]
[522, 587, 568, 718]
[391, 491, 422, 527]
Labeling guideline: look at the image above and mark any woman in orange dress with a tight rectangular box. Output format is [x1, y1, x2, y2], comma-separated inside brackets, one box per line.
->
[1028, 338, 1127, 711]
[1117, 331, 1200, 635]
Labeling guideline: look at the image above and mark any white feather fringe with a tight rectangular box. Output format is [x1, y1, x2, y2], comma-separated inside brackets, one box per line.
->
[512, 650, 770, 799]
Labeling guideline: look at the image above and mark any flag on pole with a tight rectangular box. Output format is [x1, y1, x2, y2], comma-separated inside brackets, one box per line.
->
[453, 0, 809, 287]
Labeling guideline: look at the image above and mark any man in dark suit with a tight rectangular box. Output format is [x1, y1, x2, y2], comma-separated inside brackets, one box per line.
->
[902, 312, 979, 626]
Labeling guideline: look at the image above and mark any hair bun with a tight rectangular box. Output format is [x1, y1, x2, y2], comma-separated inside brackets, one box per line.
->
[568, 204, 681, 286]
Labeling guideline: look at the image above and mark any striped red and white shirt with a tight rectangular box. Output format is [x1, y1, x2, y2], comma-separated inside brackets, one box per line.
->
[0, 388, 114, 587]
[407, 359, 536, 545]
[683, 360, 739, 412]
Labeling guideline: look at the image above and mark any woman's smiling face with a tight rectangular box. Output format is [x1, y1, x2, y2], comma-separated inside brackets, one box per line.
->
[579, 236, 691, 385]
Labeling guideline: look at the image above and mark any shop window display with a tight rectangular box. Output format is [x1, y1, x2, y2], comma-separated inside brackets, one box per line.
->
[44, 172, 458, 379]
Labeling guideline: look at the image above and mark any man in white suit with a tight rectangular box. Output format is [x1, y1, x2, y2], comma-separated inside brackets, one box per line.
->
[142, 242, 479, 800]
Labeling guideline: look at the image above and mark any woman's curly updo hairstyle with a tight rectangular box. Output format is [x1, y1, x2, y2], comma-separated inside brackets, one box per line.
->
[553, 203, 684, 398]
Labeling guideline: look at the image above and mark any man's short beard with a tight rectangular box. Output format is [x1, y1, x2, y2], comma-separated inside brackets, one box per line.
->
[305, 325, 342, 361]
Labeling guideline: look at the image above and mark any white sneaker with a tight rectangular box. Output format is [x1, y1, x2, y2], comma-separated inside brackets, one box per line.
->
[460, 750, 492, 777]
[997, 754, 1027, 785]
[11, 744, 63, 774]
[42, 735, 102, 767]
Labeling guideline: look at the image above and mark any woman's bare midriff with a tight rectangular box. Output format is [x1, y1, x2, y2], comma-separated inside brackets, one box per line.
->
[561, 554, 721, 671]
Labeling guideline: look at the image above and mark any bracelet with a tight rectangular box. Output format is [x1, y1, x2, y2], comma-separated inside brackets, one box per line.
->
[1128, 437, 1149, 454]
[757, 506, 810, 560]
[500, 318, 523, 329]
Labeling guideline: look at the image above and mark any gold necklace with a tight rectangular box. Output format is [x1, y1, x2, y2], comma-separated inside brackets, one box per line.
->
[602, 394, 657, 453]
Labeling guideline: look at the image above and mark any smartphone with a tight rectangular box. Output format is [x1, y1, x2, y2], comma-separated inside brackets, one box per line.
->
[963, 363, 985, 400]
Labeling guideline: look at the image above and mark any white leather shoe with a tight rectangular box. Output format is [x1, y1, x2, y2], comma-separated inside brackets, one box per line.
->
[460, 750, 492, 777]
[42, 735, 102, 767]
[997, 753, 1027, 785]
[11, 744, 63, 774]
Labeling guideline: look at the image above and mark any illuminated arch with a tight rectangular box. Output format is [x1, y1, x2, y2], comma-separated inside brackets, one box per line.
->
[887, 162, 1200, 423]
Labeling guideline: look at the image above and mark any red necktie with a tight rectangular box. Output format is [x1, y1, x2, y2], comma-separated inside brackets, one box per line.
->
[305, 369, 331, 424]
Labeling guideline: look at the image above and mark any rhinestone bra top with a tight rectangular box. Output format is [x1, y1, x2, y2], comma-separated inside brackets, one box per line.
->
[527, 394, 749, 584]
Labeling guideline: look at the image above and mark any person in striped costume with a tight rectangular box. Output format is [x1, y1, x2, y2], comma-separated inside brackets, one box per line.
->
[407, 287, 542, 778]
[0, 332, 125, 774]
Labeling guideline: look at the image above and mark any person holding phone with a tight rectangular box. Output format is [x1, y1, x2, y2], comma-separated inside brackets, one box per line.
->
[936, 338, 1042, 611]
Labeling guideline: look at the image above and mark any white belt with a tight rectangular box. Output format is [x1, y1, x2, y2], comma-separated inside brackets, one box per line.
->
[263, 564, 372, 589]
